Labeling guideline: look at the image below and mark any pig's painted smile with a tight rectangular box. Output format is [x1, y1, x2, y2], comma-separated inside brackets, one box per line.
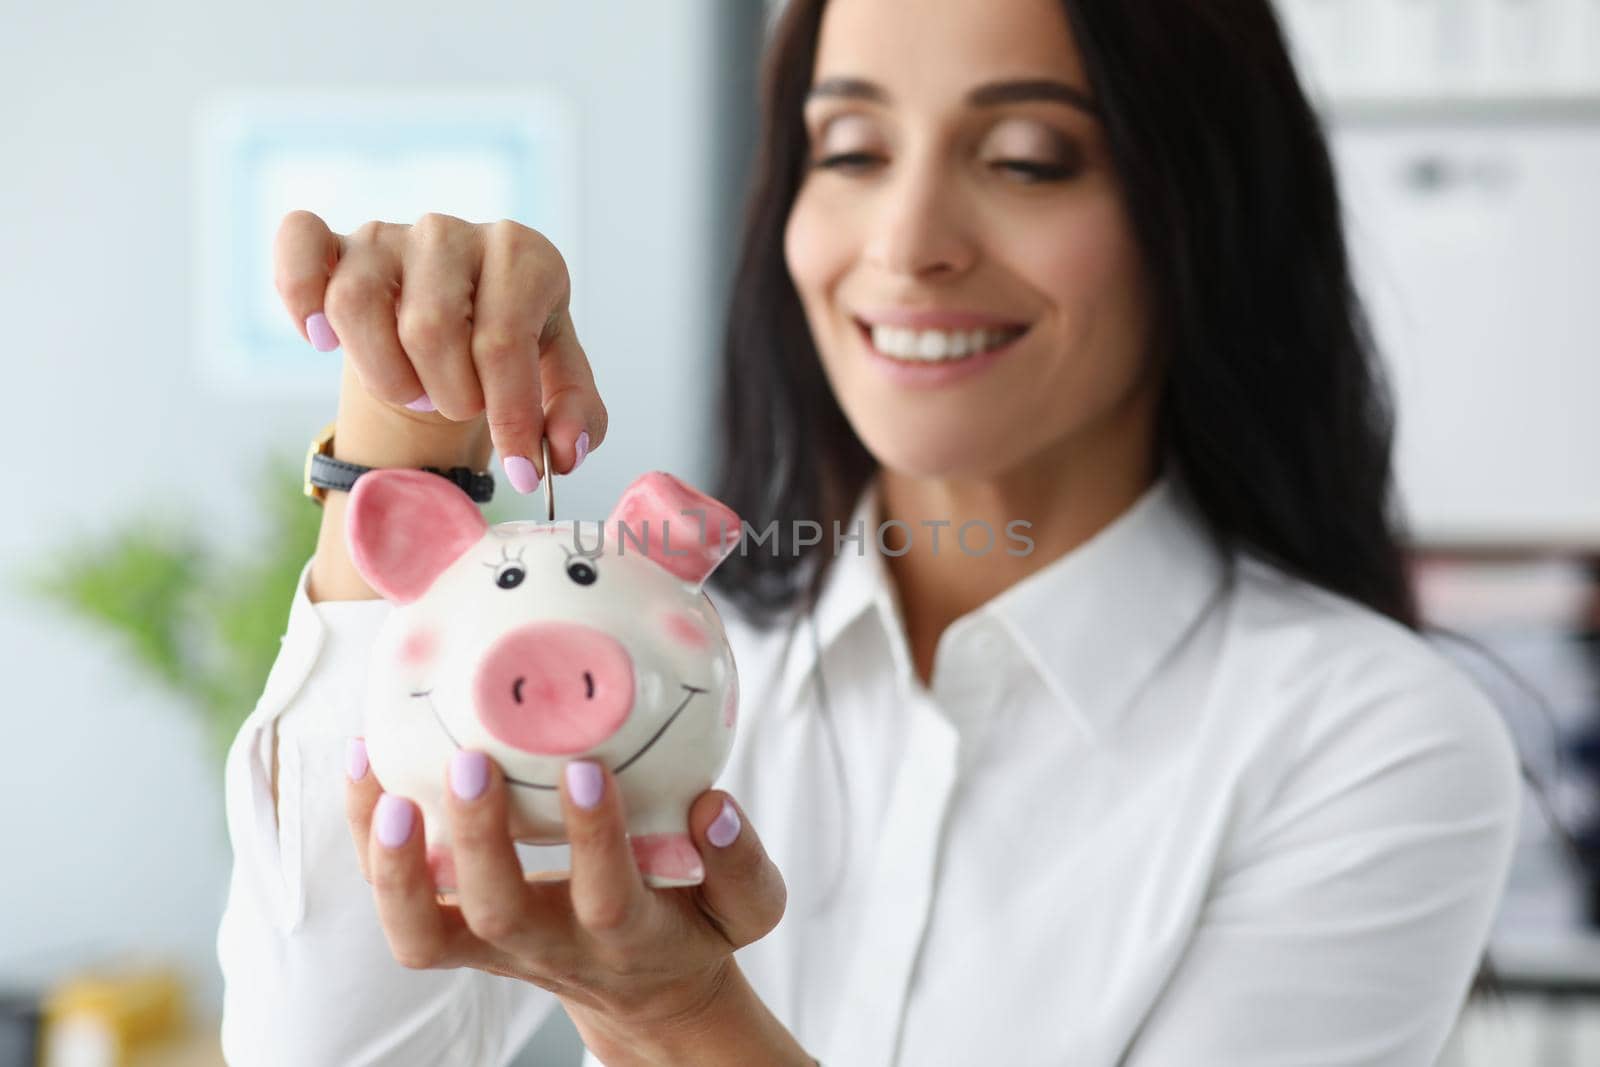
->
[409, 682, 708, 791]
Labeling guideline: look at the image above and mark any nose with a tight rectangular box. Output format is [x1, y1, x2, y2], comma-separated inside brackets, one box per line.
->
[473, 622, 635, 755]
[863, 153, 975, 279]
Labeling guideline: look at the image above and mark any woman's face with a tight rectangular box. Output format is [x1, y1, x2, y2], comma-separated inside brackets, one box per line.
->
[785, 0, 1157, 483]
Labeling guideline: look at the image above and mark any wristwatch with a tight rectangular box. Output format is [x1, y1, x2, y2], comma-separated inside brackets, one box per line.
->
[302, 419, 495, 505]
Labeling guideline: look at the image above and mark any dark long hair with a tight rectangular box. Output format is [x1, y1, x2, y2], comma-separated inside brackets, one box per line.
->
[707, 0, 1415, 635]
[704, 0, 1525, 1003]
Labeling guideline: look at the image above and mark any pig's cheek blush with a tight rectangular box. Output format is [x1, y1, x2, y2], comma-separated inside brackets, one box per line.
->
[398, 627, 439, 670]
[662, 610, 710, 652]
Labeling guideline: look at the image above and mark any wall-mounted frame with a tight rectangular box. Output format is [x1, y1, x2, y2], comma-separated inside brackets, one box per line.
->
[192, 88, 579, 395]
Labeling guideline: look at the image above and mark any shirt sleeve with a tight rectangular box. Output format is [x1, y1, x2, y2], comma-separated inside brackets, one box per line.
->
[1121, 653, 1523, 1066]
[216, 555, 561, 1067]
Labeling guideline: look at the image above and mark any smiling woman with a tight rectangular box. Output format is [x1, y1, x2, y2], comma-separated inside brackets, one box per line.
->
[218, 1, 1522, 1065]
[704, 0, 1519, 1062]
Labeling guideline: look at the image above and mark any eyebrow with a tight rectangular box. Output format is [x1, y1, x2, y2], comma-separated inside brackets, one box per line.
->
[805, 76, 1100, 117]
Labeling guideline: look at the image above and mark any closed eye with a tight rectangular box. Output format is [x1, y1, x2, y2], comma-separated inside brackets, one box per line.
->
[812, 152, 1077, 183]
[813, 150, 877, 172]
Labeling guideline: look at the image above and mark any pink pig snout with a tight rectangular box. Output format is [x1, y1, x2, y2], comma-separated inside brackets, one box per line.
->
[473, 623, 635, 755]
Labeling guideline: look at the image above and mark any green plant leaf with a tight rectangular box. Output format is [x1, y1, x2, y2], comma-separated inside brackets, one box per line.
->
[18, 449, 322, 763]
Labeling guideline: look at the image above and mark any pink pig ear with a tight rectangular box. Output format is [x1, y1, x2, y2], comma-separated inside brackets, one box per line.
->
[606, 472, 743, 587]
[346, 469, 488, 604]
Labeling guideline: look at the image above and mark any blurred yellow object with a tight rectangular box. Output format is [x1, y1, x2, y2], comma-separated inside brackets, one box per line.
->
[126, 1029, 222, 1067]
[40, 966, 186, 1067]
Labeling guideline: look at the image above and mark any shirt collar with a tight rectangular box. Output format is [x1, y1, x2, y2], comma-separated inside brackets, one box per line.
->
[772, 468, 1231, 744]
[982, 471, 1230, 741]
[772, 478, 906, 719]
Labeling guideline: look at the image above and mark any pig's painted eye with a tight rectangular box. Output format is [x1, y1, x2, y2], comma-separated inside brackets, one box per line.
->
[495, 566, 526, 590]
[566, 559, 598, 586]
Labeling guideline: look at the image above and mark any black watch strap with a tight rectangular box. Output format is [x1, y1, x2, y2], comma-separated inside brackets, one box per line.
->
[309, 451, 495, 503]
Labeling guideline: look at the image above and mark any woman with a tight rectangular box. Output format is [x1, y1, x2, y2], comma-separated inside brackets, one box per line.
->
[218, 1, 1522, 1064]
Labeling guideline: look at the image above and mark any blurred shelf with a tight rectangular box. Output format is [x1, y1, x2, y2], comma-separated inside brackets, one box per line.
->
[1491, 930, 1600, 995]
[1323, 93, 1600, 124]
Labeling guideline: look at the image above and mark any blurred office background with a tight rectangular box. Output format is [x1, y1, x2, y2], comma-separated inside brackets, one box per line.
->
[0, 0, 1596, 1063]
[1279, 2, 1600, 1059]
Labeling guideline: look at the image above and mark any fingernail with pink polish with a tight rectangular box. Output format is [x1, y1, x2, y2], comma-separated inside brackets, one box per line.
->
[566, 760, 603, 810]
[405, 392, 435, 412]
[504, 454, 541, 494]
[450, 750, 489, 802]
[707, 799, 741, 848]
[569, 431, 589, 473]
[375, 793, 414, 848]
[346, 737, 368, 782]
[305, 311, 340, 352]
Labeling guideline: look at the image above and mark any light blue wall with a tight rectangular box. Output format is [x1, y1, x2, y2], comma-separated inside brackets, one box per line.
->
[0, 2, 758, 1061]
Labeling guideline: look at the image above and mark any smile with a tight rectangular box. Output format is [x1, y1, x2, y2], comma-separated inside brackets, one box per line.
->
[408, 683, 707, 791]
[857, 319, 1028, 362]
[854, 317, 1030, 388]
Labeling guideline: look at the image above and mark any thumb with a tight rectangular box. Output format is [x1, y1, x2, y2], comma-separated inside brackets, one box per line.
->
[689, 791, 787, 949]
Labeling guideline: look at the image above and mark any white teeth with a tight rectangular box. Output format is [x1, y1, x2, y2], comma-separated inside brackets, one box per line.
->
[868, 324, 1023, 362]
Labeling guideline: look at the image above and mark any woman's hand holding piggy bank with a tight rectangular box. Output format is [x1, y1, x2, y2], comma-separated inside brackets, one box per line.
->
[274, 210, 798, 1058]
[348, 465, 744, 891]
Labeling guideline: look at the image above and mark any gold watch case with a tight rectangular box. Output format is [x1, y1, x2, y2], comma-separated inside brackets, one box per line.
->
[303, 419, 338, 505]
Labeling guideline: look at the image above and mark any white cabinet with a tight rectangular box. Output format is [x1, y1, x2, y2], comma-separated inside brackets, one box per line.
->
[1330, 115, 1600, 546]
[1272, 2, 1600, 547]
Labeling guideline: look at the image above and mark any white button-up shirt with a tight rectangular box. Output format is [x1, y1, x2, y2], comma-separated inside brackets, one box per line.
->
[218, 473, 1522, 1066]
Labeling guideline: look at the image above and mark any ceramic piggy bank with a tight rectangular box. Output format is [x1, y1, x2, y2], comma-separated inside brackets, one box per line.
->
[345, 467, 742, 890]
